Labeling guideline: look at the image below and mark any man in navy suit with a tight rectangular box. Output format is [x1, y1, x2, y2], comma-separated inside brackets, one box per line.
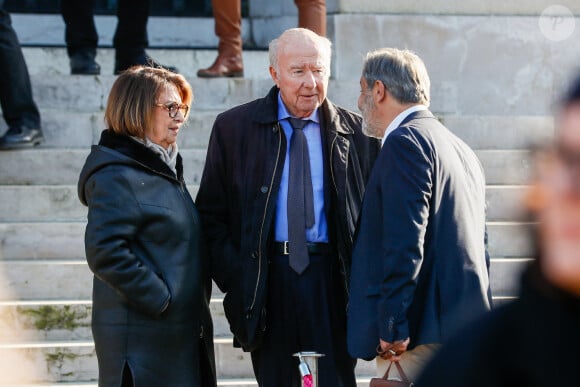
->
[347, 48, 491, 382]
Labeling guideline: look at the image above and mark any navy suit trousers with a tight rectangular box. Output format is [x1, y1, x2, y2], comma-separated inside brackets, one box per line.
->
[251, 252, 356, 387]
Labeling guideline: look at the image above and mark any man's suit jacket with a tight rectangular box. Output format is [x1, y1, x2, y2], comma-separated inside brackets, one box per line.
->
[347, 110, 492, 359]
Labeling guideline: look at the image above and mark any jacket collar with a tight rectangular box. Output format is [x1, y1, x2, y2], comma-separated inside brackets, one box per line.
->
[253, 86, 354, 136]
[399, 109, 435, 127]
[98, 129, 183, 180]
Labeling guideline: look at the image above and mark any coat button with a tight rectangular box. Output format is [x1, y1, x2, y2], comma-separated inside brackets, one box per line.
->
[251, 251, 258, 259]
[260, 186, 268, 193]
[272, 126, 278, 133]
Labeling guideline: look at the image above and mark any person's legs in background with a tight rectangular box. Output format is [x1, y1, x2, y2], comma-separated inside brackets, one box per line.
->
[0, 0, 43, 149]
[197, 0, 243, 78]
[295, 0, 326, 36]
[61, 0, 101, 75]
[198, 0, 326, 78]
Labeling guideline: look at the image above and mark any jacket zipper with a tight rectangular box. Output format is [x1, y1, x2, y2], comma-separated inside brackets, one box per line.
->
[329, 133, 350, 300]
[249, 123, 283, 314]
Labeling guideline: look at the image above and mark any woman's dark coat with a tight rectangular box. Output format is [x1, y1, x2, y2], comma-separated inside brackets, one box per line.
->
[78, 130, 216, 387]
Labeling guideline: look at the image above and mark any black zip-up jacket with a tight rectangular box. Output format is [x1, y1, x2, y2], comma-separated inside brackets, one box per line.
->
[196, 86, 380, 351]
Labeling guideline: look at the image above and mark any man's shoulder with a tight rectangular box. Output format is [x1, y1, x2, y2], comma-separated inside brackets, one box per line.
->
[216, 97, 264, 121]
[389, 111, 453, 147]
[215, 88, 278, 126]
[324, 99, 362, 122]
[322, 99, 365, 137]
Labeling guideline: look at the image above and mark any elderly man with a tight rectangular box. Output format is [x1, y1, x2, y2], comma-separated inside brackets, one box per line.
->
[196, 28, 379, 386]
[347, 48, 491, 382]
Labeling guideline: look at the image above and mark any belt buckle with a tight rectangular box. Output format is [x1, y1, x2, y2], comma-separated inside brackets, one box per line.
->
[283, 241, 290, 255]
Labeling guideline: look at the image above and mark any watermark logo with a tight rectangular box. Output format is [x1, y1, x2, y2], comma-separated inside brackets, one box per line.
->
[539, 5, 575, 42]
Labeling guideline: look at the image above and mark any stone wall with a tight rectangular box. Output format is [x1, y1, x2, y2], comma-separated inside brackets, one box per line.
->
[329, 11, 580, 117]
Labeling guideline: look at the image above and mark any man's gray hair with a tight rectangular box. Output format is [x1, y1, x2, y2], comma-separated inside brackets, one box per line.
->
[362, 48, 430, 107]
[269, 28, 332, 72]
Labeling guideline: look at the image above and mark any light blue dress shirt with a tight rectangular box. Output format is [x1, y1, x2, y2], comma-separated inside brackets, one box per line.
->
[274, 92, 328, 242]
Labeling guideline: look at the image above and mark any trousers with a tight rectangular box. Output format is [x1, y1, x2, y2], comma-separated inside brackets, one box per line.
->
[0, 1, 40, 129]
[250, 252, 356, 387]
[210, 0, 327, 57]
[60, 0, 150, 57]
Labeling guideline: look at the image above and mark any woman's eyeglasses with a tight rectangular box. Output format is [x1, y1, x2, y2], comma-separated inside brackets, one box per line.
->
[155, 102, 189, 118]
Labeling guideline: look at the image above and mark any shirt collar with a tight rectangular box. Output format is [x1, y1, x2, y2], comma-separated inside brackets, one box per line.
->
[277, 91, 320, 123]
[381, 104, 428, 146]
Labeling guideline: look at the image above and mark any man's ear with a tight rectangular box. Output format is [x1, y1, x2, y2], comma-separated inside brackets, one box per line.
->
[373, 80, 387, 104]
[269, 66, 280, 87]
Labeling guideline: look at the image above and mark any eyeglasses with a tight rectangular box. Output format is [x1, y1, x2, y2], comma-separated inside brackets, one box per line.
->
[155, 102, 189, 118]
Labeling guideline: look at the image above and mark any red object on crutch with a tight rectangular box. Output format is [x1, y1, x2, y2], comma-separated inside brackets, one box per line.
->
[298, 354, 313, 387]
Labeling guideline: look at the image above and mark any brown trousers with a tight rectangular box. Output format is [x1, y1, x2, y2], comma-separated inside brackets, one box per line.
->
[212, 0, 326, 55]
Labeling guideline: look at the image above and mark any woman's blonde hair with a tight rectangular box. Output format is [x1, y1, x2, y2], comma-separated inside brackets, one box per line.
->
[104, 66, 193, 138]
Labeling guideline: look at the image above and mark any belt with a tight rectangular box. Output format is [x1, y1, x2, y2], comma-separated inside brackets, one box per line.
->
[271, 241, 330, 256]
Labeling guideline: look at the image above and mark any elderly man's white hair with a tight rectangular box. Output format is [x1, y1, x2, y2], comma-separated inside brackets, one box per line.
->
[268, 28, 332, 73]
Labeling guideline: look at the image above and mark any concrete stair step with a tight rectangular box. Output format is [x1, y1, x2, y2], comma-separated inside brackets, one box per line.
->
[0, 148, 206, 186]
[486, 221, 534, 258]
[20, 47, 270, 80]
[0, 255, 525, 348]
[0, 338, 377, 383]
[1, 109, 218, 149]
[0, 256, 529, 301]
[23, 74, 275, 113]
[0, 185, 529, 223]
[3, 46, 562, 139]
[442, 115, 553, 150]
[0, 108, 553, 152]
[0, 148, 532, 186]
[0, 299, 231, 342]
[27, 382, 375, 387]
[0, 220, 533, 261]
[11, 15, 253, 51]
[0, 259, 226, 300]
[6, 72, 558, 147]
[13, 381, 375, 387]
[477, 150, 532, 185]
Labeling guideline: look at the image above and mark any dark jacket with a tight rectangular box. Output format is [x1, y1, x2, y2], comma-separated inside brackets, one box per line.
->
[78, 130, 216, 387]
[195, 86, 380, 351]
[348, 110, 491, 359]
[416, 262, 580, 387]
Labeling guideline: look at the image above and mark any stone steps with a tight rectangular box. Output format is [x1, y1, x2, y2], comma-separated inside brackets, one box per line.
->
[0, 184, 528, 223]
[5, 382, 371, 387]
[0, 338, 377, 384]
[18, 382, 376, 387]
[0, 16, 557, 382]
[0, 221, 533, 260]
[0, 256, 529, 301]
[0, 108, 555, 151]
[0, 148, 534, 186]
